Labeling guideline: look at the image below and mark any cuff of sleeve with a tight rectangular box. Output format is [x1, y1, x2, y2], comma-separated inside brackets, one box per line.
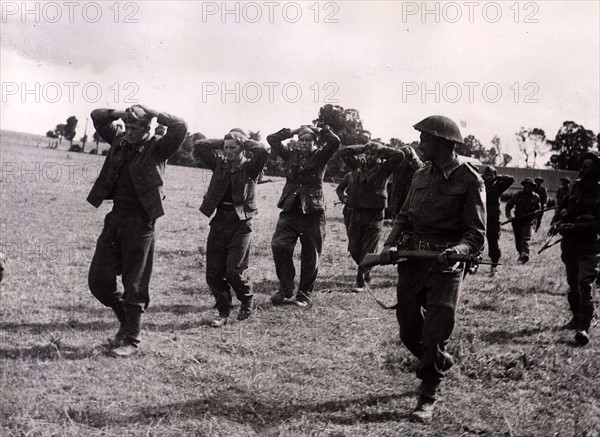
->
[452, 243, 471, 255]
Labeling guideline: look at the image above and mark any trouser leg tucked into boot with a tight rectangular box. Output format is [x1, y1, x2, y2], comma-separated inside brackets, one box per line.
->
[110, 301, 127, 348]
[110, 310, 142, 358]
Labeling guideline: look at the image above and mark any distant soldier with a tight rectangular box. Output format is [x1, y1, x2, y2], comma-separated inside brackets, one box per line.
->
[381, 115, 485, 423]
[533, 176, 548, 229]
[337, 142, 406, 291]
[268, 125, 341, 307]
[482, 166, 514, 275]
[505, 178, 541, 264]
[87, 105, 187, 358]
[193, 129, 269, 327]
[553, 151, 600, 346]
[386, 146, 424, 219]
[555, 176, 571, 208]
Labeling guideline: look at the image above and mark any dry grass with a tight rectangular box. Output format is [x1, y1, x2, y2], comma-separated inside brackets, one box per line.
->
[1, 134, 599, 436]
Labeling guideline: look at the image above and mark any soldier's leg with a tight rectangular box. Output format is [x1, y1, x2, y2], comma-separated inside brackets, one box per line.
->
[88, 212, 124, 308]
[225, 220, 253, 314]
[395, 261, 428, 359]
[206, 224, 233, 317]
[271, 212, 300, 298]
[358, 212, 383, 285]
[487, 219, 501, 266]
[521, 224, 532, 257]
[561, 248, 580, 322]
[576, 252, 599, 331]
[416, 269, 462, 400]
[119, 215, 155, 349]
[297, 212, 325, 302]
[347, 211, 363, 266]
[512, 223, 522, 255]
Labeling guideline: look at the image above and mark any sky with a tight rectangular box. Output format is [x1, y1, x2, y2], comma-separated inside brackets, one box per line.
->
[1, 1, 599, 167]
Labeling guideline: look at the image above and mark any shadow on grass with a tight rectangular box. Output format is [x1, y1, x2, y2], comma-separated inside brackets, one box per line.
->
[480, 326, 548, 344]
[0, 320, 112, 335]
[130, 389, 414, 429]
[0, 343, 96, 360]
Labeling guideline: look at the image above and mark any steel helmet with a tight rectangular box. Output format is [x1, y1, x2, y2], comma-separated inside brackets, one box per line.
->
[413, 115, 464, 144]
[581, 150, 600, 164]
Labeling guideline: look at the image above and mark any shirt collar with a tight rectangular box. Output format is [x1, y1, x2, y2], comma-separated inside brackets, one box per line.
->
[432, 154, 461, 179]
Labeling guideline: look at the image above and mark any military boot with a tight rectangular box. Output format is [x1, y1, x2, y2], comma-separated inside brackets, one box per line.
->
[237, 298, 253, 321]
[410, 395, 436, 424]
[575, 330, 590, 346]
[110, 311, 142, 358]
[109, 301, 127, 348]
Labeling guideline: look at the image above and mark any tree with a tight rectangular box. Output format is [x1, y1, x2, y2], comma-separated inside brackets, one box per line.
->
[547, 121, 597, 170]
[501, 153, 513, 166]
[170, 132, 205, 167]
[80, 134, 88, 152]
[64, 116, 78, 146]
[313, 104, 371, 145]
[515, 127, 548, 168]
[313, 104, 372, 181]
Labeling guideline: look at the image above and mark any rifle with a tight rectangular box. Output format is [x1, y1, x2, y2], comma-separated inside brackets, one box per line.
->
[360, 250, 491, 268]
[501, 206, 556, 226]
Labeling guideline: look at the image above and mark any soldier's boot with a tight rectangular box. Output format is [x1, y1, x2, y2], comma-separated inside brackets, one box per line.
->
[271, 290, 294, 305]
[490, 266, 498, 276]
[353, 268, 366, 293]
[364, 268, 371, 284]
[237, 298, 253, 321]
[110, 311, 142, 358]
[109, 302, 127, 348]
[295, 290, 311, 308]
[410, 395, 436, 424]
[575, 330, 590, 346]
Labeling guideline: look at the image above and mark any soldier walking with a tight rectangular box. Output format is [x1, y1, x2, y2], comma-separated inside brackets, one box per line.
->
[555, 176, 571, 207]
[337, 142, 406, 291]
[87, 105, 187, 357]
[380, 115, 486, 423]
[193, 129, 269, 327]
[268, 125, 340, 307]
[505, 178, 541, 263]
[482, 166, 514, 274]
[553, 151, 600, 346]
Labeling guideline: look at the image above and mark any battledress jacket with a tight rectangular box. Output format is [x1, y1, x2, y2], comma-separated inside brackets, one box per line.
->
[194, 139, 269, 220]
[384, 156, 486, 255]
[267, 128, 340, 214]
[86, 109, 188, 220]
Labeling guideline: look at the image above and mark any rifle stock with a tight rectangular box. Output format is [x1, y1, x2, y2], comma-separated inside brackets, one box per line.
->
[360, 250, 484, 268]
[501, 205, 557, 226]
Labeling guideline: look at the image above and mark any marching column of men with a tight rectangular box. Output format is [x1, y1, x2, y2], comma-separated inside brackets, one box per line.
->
[84, 106, 597, 424]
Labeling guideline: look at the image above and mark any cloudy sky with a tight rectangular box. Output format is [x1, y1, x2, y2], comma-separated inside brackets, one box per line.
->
[1, 1, 598, 166]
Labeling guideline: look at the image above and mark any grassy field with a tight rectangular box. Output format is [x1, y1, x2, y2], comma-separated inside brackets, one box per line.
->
[0, 133, 598, 436]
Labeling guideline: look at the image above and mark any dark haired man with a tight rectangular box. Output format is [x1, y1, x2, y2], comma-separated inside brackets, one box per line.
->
[87, 105, 187, 357]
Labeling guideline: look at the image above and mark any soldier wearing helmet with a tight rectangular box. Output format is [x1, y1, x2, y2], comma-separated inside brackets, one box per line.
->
[380, 115, 486, 423]
[553, 151, 600, 346]
[482, 166, 514, 275]
[505, 178, 541, 263]
[555, 176, 571, 207]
